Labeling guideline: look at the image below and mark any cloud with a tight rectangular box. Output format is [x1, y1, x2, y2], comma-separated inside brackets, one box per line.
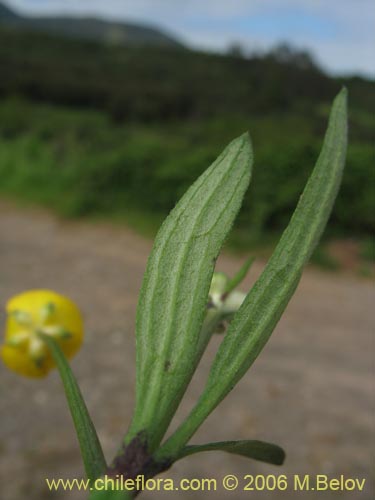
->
[7, 0, 375, 76]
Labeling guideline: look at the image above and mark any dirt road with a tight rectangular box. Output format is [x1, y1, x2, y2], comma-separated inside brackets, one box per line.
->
[0, 203, 373, 500]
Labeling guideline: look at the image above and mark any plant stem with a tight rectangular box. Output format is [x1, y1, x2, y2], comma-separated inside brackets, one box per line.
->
[39, 333, 107, 481]
[153, 394, 213, 462]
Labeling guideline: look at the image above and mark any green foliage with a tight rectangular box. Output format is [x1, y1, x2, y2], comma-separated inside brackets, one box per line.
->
[128, 135, 252, 451]
[2, 88, 348, 499]
[0, 27, 336, 120]
[0, 96, 372, 245]
[39, 334, 107, 481]
[0, 28, 373, 247]
[177, 440, 285, 466]
[90, 89, 347, 497]
[155, 89, 347, 461]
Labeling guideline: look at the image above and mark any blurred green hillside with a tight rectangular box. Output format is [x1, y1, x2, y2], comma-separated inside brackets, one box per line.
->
[0, 1, 182, 48]
[0, 27, 374, 259]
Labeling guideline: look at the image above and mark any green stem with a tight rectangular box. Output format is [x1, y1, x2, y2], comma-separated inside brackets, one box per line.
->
[39, 333, 107, 481]
[195, 309, 225, 359]
[153, 394, 213, 462]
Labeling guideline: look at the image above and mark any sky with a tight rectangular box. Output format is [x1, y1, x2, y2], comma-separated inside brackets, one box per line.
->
[7, 0, 375, 77]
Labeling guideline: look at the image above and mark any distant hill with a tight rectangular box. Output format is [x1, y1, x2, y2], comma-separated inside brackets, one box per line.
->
[0, 2, 18, 20]
[0, 1, 183, 48]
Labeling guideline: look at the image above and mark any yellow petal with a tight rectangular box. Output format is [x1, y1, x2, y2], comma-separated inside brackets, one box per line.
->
[2, 289, 84, 378]
[1, 344, 51, 378]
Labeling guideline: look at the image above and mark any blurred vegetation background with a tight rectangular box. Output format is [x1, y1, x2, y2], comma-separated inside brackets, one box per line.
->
[0, 8, 374, 271]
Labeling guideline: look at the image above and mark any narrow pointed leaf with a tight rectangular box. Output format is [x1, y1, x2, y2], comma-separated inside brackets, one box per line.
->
[39, 333, 107, 481]
[177, 440, 285, 466]
[225, 256, 255, 294]
[156, 88, 348, 458]
[205, 88, 347, 403]
[129, 134, 253, 450]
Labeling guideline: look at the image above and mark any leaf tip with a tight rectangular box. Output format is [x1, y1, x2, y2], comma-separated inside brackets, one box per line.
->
[340, 85, 348, 96]
[236, 131, 253, 164]
[335, 86, 348, 109]
[239, 130, 251, 147]
[274, 446, 286, 466]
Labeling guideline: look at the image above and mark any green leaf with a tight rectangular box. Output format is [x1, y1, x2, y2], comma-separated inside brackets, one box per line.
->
[128, 133, 253, 451]
[155, 88, 348, 459]
[225, 256, 255, 295]
[39, 333, 107, 481]
[177, 440, 285, 466]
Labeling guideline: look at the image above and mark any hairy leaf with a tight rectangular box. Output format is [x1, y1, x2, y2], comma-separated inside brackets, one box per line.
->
[156, 88, 348, 458]
[129, 133, 253, 450]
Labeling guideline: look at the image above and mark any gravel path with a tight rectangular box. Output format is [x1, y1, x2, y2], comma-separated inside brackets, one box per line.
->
[0, 203, 374, 500]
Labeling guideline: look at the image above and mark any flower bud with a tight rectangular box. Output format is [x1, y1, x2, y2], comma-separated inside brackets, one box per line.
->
[207, 272, 247, 334]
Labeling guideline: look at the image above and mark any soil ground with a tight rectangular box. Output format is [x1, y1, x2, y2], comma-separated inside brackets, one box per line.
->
[0, 202, 374, 500]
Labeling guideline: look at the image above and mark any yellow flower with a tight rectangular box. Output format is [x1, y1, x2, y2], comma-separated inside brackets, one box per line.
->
[1, 290, 83, 378]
